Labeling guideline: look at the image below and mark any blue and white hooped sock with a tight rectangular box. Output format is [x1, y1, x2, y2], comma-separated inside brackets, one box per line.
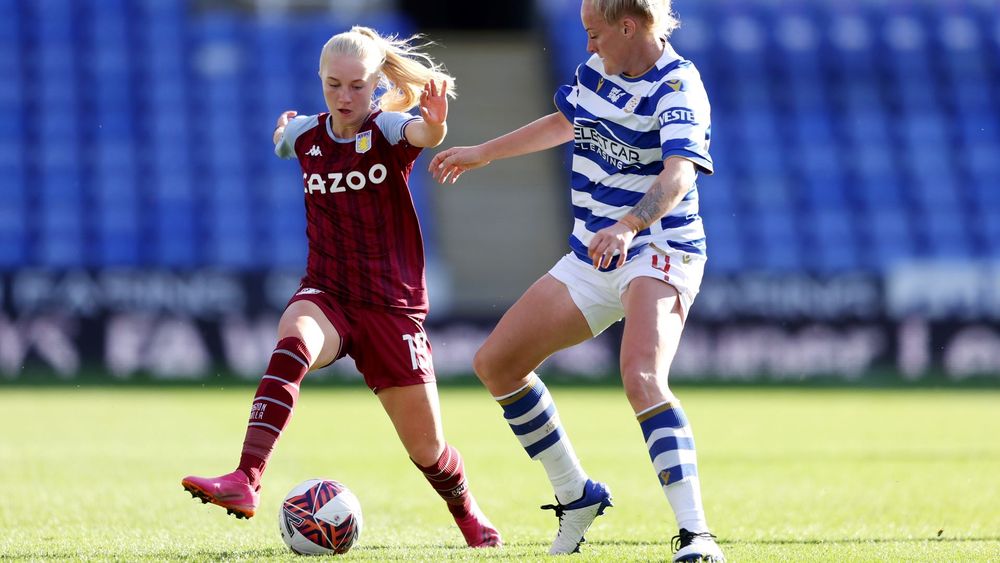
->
[637, 400, 709, 533]
[495, 374, 587, 504]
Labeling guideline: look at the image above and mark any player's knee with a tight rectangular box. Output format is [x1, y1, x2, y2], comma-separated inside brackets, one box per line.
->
[408, 438, 445, 467]
[620, 356, 668, 394]
[621, 351, 654, 379]
[472, 346, 496, 384]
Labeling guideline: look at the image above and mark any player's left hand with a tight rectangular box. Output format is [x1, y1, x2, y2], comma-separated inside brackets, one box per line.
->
[588, 221, 637, 269]
[419, 79, 448, 126]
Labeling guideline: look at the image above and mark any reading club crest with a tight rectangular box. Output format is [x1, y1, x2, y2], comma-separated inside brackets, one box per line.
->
[355, 130, 372, 154]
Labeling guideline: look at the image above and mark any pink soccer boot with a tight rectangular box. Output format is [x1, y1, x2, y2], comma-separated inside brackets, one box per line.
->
[455, 498, 502, 548]
[181, 469, 260, 519]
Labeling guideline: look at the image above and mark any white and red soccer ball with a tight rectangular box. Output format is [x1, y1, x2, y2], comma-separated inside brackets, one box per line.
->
[279, 479, 363, 555]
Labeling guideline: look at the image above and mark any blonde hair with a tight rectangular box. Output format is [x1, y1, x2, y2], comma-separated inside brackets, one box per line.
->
[587, 0, 680, 38]
[318, 26, 456, 112]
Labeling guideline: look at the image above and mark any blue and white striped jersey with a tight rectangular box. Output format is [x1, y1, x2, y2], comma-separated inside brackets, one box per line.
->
[554, 42, 713, 269]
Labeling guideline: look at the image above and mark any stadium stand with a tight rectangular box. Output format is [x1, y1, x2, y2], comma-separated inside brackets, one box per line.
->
[0, 0, 997, 275]
[0, 0, 417, 269]
[541, 0, 1000, 274]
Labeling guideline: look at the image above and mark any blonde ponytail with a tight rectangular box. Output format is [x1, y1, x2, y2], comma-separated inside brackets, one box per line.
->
[319, 26, 456, 113]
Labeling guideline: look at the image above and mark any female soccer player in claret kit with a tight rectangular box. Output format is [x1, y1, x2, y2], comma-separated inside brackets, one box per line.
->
[430, 0, 724, 560]
[181, 26, 501, 549]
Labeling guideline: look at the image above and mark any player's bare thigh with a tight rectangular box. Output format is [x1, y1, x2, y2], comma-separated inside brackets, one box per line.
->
[474, 274, 593, 396]
[277, 300, 342, 369]
[376, 382, 445, 466]
[619, 276, 684, 412]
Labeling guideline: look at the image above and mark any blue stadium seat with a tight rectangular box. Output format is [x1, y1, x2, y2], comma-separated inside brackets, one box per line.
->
[3, 0, 999, 275]
[970, 181, 1000, 207]
[952, 79, 993, 110]
[793, 113, 835, 144]
[40, 170, 84, 204]
[38, 234, 86, 267]
[702, 214, 744, 273]
[800, 177, 849, 209]
[787, 82, 826, 113]
[900, 115, 948, 147]
[743, 143, 786, 176]
[267, 236, 308, 269]
[809, 208, 859, 272]
[910, 175, 960, 208]
[743, 174, 793, 209]
[154, 210, 198, 267]
[698, 176, 735, 214]
[0, 99, 21, 136]
[0, 201, 26, 237]
[0, 43, 21, 74]
[976, 210, 1000, 255]
[921, 210, 972, 259]
[957, 113, 998, 145]
[0, 7, 18, 40]
[865, 210, 914, 270]
[97, 232, 140, 266]
[844, 112, 891, 145]
[795, 143, 841, 181]
[0, 233, 27, 266]
[856, 178, 904, 208]
[852, 144, 894, 183]
[153, 170, 195, 202]
[209, 234, 254, 268]
[752, 212, 801, 271]
[842, 86, 884, 117]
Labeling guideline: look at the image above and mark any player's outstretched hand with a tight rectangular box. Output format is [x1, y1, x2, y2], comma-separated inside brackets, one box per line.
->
[429, 145, 491, 184]
[588, 222, 637, 269]
[275, 110, 297, 129]
[273, 110, 297, 144]
[419, 80, 448, 126]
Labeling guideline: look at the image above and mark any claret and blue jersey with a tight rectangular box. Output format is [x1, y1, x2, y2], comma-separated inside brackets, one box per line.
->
[554, 42, 713, 269]
[273, 110, 429, 314]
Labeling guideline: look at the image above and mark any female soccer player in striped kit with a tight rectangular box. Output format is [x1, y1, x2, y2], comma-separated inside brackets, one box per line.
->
[181, 26, 501, 548]
[431, 0, 723, 560]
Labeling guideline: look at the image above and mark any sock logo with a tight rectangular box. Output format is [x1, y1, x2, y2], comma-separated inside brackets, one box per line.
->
[444, 482, 468, 498]
[250, 402, 267, 421]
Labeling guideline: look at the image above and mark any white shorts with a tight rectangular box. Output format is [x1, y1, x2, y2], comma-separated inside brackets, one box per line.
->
[547, 243, 706, 336]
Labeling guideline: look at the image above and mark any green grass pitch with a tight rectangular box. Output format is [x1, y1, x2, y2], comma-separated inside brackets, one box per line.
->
[1, 385, 998, 561]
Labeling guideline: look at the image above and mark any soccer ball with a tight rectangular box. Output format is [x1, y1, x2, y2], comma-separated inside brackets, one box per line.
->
[279, 479, 363, 555]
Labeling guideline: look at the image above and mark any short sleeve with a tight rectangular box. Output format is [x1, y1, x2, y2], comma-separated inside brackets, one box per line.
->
[274, 115, 316, 159]
[375, 111, 420, 146]
[553, 65, 581, 121]
[554, 84, 578, 122]
[655, 80, 713, 175]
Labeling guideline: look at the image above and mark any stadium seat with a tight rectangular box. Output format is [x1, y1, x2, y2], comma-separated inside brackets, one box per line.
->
[800, 177, 849, 209]
[154, 210, 198, 267]
[0, 233, 26, 266]
[865, 210, 915, 270]
[976, 210, 1000, 254]
[697, 176, 735, 215]
[919, 207, 971, 256]
[3, 0, 999, 276]
[701, 213, 744, 273]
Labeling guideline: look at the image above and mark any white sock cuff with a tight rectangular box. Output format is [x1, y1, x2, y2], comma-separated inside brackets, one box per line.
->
[492, 373, 539, 402]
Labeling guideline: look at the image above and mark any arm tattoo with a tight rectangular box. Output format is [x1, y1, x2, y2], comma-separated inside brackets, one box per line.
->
[630, 182, 667, 227]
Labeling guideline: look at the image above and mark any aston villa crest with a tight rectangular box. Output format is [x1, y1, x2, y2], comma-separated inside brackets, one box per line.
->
[355, 130, 372, 154]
